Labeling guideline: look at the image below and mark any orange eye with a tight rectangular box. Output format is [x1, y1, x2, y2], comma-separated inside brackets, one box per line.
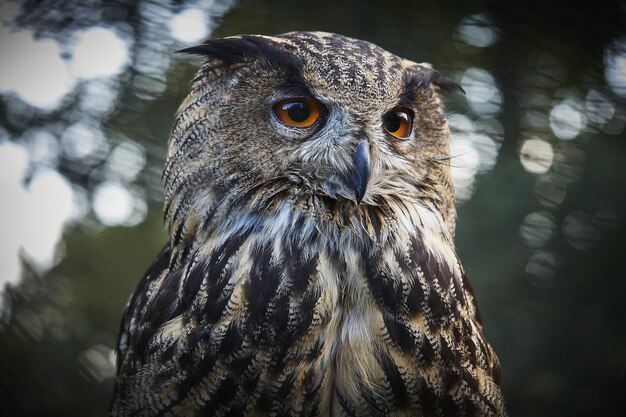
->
[273, 98, 321, 127]
[383, 107, 413, 139]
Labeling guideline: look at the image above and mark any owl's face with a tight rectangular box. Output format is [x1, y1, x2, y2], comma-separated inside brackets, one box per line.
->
[165, 32, 457, 235]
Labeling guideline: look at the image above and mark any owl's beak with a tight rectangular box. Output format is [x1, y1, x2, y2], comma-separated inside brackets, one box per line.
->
[349, 139, 371, 204]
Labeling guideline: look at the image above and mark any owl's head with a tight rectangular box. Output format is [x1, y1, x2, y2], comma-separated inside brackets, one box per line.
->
[164, 32, 459, 241]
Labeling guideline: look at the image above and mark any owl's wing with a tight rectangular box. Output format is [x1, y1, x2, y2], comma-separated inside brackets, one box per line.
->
[110, 244, 173, 415]
[460, 269, 503, 384]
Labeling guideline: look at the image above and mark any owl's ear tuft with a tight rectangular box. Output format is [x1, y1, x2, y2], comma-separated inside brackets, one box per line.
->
[177, 36, 300, 72]
[403, 68, 464, 97]
[431, 72, 465, 95]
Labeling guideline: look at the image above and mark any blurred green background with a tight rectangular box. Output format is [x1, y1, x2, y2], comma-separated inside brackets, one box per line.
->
[1, 0, 625, 416]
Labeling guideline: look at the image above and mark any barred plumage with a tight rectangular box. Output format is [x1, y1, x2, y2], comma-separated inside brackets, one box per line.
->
[111, 31, 507, 417]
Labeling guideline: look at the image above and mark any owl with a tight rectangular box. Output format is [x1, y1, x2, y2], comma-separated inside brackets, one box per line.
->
[110, 32, 507, 417]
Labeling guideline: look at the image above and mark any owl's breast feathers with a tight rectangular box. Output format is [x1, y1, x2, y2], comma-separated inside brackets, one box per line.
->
[112, 196, 506, 417]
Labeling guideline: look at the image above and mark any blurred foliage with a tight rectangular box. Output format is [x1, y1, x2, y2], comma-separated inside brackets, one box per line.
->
[1, 0, 626, 416]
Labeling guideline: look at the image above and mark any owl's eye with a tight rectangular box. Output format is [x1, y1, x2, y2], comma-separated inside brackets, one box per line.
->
[273, 98, 321, 127]
[383, 107, 413, 139]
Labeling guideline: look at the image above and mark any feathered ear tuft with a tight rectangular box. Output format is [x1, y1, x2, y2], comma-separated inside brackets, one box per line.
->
[177, 36, 263, 65]
[431, 72, 465, 94]
[177, 35, 300, 72]
[404, 67, 465, 97]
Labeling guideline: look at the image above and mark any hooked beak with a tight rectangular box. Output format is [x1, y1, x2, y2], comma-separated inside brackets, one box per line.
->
[348, 139, 371, 204]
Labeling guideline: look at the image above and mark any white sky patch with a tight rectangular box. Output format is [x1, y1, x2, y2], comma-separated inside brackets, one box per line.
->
[549, 100, 587, 140]
[92, 182, 134, 226]
[170, 8, 210, 43]
[105, 140, 147, 182]
[449, 137, 480, 202]
[526, 250, 557, 288]
[520, 211, 555, 248]
[78, 344, 116, 382]
[585, 88, 615, 126]
[519, 138, 554, 174]
[461, 67, 503, 115]
[79, 78, 120, 118]
[468, 132, 499, 172]
[92, 182, 147, 227]
[563, 211, 601, 250]
[0, 142, 76, 289]
[447, 113, 474, 132]
[132, 73, 167, 100]
[70, 27, 130, 79]
[447, 113, 501, 201]
[23, 128, 60, 167]
[0, 27, 76, 110]
[457, 13, 499, 48]
[60, 120, 109, 161]
[21, 169, 75, 270]
[605, 37, 626, 97]
[134, 46, 171, 78]
[0, 142, 29, 287]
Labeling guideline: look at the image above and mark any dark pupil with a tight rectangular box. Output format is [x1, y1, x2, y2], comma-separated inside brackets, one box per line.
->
[285, 102, 311, 122]
[385, 112, 406, 132]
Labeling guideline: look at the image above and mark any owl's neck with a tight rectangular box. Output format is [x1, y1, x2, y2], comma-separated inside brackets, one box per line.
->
[167, 186, 456, 271]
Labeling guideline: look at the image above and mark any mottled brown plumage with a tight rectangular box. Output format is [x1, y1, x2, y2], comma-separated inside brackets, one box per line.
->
[111, 31, 507, 417]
